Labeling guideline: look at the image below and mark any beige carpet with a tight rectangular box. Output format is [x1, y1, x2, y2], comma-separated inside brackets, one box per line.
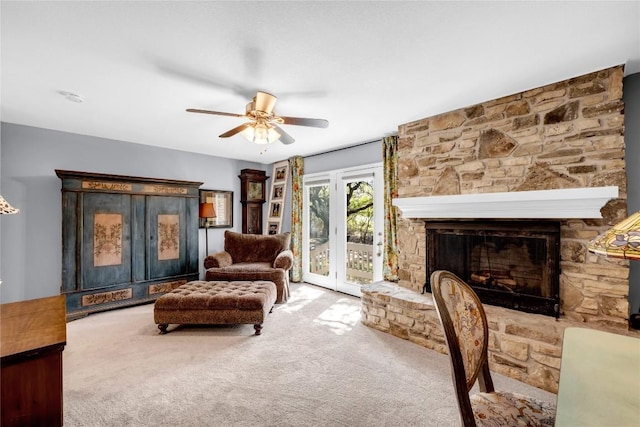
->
[63, 282, 556, 426]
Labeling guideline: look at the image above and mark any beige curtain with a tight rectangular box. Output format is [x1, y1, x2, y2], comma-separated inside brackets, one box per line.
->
[383, 136, 399, 282]
[289, 156, 304, 282]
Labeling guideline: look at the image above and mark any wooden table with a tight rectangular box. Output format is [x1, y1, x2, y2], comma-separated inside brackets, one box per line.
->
[1, 295, 66, 427]
[555, 327, 640, 426]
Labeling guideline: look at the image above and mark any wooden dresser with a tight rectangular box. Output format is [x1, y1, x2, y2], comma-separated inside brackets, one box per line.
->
[1, 295, 66, 427]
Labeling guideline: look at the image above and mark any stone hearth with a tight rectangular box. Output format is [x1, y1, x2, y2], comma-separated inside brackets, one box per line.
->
[361, 65, 640, 393]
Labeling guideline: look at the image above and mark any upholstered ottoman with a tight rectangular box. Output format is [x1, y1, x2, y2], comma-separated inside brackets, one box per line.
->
[154, 280, 277, 335]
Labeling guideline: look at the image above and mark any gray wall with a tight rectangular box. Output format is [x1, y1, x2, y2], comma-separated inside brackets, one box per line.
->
[0, 123, 264, 303]
[624, 73, 640, 314]
[304, 140, 382, 175]
[0, 133, 2, 289]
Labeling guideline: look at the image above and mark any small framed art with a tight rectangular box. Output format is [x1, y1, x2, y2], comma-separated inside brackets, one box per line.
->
[269, 201, 282, 218]
[199, 189, 233, 228]
[272, 183, 284, 200]
[267, 221, 279, 235]
[274, 164, 287, 182]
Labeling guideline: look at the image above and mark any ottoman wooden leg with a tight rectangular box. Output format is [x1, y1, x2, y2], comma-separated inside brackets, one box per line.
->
[158, 324, 169, 334]
[253, 324, 263, 335]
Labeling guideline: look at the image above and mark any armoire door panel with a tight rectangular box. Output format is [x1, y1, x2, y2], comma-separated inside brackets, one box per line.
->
[147, 196, 188, 279]
[81, 193, 132, 290]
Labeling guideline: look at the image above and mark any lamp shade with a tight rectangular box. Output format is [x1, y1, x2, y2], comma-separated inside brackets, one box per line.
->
[588, 210, 640, 260]
[199, 202, 216, 219]
[0, 195, 19, 214]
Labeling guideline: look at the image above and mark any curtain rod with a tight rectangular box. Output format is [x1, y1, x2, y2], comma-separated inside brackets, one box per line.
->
[303, 138, 383, 159]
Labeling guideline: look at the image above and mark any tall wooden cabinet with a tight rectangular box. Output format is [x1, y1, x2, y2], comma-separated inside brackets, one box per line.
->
[238, 169, 268, 234]
[56, 170, 202, 319]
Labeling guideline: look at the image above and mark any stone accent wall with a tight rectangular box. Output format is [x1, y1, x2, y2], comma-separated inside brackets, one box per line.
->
[397, 65, 629, 328]
[361, 65, 640, 394]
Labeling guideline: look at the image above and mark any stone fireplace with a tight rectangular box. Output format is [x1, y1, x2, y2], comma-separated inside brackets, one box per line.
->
[361, 65, 640, 393]
[424, 220, 561, 317]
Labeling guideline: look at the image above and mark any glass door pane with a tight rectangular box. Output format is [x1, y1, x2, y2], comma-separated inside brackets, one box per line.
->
[344, 178, 374, 285]
[337, 167, 383, 297]
[309, 184, 330, 277]
[303, 178, 334, 289]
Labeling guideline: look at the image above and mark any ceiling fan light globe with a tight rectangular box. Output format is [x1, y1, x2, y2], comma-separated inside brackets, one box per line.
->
[254, 123, 269, 144]
[267, 127, 281, 143]
[241, 126, 255, 141]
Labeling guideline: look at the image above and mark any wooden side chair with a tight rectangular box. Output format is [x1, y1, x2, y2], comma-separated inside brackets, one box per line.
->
[430, 270, 556, 427]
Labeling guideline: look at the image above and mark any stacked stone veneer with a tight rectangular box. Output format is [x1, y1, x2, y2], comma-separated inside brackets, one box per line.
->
[361, 65, 640, 393]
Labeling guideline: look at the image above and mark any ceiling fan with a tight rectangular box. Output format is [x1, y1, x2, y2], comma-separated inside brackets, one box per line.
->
[187, 91, 329, 145]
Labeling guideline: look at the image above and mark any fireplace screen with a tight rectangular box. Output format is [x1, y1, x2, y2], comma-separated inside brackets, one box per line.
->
[425, 221, 560, 317]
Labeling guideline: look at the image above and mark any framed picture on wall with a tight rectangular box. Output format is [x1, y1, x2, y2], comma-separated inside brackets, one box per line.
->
[199, 189, 233, 228]
[274, 165, 287, 182]
[267, 221, 279, 235]
[269, 201, 282, 218]
[266, 160, 289, 235]
[272, 184, 284, 200]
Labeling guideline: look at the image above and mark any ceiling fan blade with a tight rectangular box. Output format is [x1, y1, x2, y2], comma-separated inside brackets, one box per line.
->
[273, 125, 295, 145]
[219, 122, 253, 138]
[279, 116, 329, 128]
[186, 108, 244, 118]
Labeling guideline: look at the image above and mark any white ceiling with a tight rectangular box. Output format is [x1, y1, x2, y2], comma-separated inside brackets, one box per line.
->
[2, 1, 639, 165]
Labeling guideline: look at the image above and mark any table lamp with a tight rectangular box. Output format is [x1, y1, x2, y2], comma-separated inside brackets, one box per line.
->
[588, 210, 640, 328]
[199, 202, 216, 254]
[588, 211, 640, 260]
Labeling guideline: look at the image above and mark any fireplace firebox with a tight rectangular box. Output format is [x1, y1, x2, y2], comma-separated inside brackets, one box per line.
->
[425, 221, 560, 317]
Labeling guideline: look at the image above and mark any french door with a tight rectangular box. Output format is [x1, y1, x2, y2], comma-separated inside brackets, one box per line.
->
[302, 164, 383, 297]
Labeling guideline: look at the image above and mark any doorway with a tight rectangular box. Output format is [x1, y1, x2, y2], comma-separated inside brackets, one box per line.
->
[302, 164, 383, 297]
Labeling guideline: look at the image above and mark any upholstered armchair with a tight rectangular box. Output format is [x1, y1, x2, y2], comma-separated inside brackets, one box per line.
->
[204, 230, 293, 303]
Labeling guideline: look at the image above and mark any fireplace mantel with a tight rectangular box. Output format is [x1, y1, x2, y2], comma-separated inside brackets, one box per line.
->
[392, 186, 618, 219]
